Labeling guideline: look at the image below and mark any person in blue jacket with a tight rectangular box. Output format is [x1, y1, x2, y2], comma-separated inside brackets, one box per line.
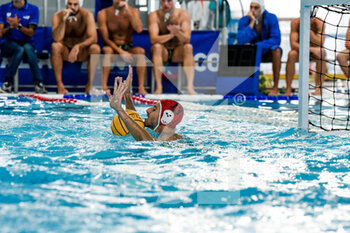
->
[0, 0, 47, 94]
[237, 0, 281, 96]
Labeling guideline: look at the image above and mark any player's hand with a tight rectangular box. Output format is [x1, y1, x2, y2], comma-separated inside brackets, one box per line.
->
[68, 45, 80, 63]
[120, 51, 134, 63]
[119, 1, 129, 10]
[247, 11, 256, 23]
[7, 14, 21, 28]
[167, 24, 180, 36]
[63, 9, 73, 21]
[125, 65, 133, 95]
[108, 77, 128, 111]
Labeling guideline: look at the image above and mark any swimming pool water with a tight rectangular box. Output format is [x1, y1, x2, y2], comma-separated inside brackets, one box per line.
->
[0, 96, 349, 233]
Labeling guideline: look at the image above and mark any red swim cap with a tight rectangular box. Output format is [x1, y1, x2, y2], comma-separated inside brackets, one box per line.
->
[155, 99, 184, 130]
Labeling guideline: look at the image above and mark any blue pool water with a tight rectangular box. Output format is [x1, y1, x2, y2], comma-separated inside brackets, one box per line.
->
[0, 95, 349, 233]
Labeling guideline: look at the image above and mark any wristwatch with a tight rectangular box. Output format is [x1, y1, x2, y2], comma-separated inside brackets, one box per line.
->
[17, 23, 22, 30]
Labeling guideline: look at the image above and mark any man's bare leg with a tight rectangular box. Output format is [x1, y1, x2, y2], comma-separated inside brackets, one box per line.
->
[152, 44, 165, 94]
[337, 50, 350, 79]
[86, 44, 101, 94]
[136, 64, 148, 95]
[51, 42, 68, 94]
[285, 50, 298, 96]
[311, 48, 327, 95]
[182, 44, 197, 94]
[132, 47, 148, 95]
[268, 48, 282, 96]
[312, 59, 326, 95]
[101, 46, 113, 92]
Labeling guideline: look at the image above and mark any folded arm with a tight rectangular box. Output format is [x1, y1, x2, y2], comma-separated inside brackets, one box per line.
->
[237, 16, 257, 44]
[148, 12, 174, 44]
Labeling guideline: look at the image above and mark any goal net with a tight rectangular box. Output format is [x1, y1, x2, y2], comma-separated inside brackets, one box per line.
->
[299, 0, 350, 131]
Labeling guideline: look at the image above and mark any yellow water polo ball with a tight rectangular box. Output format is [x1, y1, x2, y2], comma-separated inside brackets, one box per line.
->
[111, 109, 145, 136]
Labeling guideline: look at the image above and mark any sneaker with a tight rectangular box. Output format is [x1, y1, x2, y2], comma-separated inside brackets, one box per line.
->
[35, 82, 48, 94]
[1, 82, 13, 93]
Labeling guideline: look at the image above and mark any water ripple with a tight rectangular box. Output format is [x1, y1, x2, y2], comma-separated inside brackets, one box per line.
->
[0, 97, 349, 232]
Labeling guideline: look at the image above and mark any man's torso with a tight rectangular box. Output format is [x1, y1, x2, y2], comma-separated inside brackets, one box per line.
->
[156, 8, 183, 49]
[104, 6, 134, 46]
[295, 17, 322, 48]
[255, 20, 263, 39]
[60, 8, 89, 48]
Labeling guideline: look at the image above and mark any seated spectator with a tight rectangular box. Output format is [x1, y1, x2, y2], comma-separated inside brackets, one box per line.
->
[237, 0, 281, 96]
[148, 0, 197, 94]
[337, 19, 350, 81]
[0, 0, 47, 94]
[286, 16, 326, 96]
[51, 0, 100, 94]
[97, 0, 148, 95]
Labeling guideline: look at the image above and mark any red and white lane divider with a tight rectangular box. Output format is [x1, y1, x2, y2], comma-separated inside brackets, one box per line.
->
[18, 94, 158, 106]
[19, 94, 78, 104]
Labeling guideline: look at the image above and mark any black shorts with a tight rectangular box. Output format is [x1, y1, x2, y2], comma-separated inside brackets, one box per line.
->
[118, 44, 133, 50]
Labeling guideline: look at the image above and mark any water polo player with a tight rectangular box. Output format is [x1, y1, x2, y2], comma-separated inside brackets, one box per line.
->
[108, 66, 184, 141]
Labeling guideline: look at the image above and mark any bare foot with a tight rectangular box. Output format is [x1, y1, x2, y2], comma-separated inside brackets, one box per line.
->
[104, 89, 111, 96]
[85, 87, 91, 95]
[311, 88, 322, 95]
[187, 88, 198, 95]
[57, 85, 68, 94]
[99, 88, 111, 96]
[138, 88, 148, 95]
[268, 88, 279, 96]
[285, 88, 292, 96]
[153, 89, 163, 94]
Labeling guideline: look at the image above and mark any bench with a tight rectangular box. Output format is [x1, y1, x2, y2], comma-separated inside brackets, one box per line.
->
[1, 28, 220, 94]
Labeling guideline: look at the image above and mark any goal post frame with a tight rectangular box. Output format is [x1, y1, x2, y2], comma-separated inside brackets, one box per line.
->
[299, 0, 350, 130]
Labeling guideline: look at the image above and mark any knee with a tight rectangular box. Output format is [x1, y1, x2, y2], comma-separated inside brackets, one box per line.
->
[337, 53, 345, 62]
[89, 44, 101, 54]
[152, 43, 163, 54]
[23, 44, 36, 58]
[288, 50, 298, 62]
[102, 46, 113, 54]
[134, 47, 145, 55]
[23, 43, 34, 51]
[271, 48, 282, 58]
[14, 46, 24, 56]
[183, 43, 193, 54]
[51, 42, 63, 54]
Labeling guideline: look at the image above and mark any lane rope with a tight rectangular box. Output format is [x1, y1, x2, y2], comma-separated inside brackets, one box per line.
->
[19, 94, 78, 104]
[19, 94, 158, 106]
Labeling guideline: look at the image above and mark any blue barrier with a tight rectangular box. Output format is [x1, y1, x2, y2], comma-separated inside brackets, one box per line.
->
[94, 0, 113, 20]
[216, 44, 262, 95]
[224, 95, 298, 101]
